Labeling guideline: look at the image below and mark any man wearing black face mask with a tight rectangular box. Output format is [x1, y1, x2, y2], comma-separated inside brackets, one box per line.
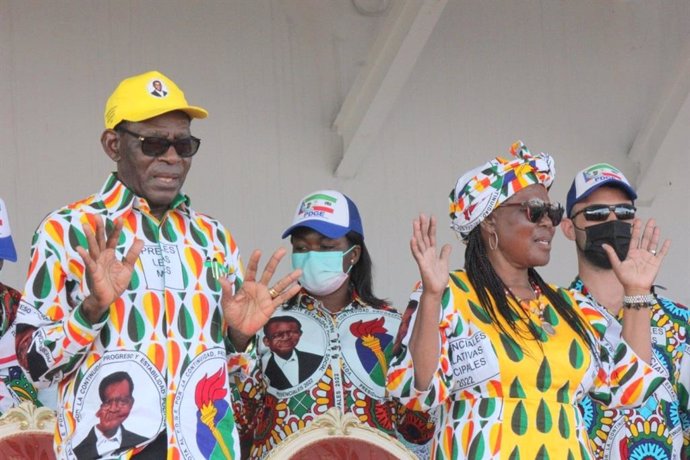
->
[561, 163, 690, 460]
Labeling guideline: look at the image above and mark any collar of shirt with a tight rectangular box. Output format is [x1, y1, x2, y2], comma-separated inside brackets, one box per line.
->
[96, 173, 190, 220]
[273, 350, 297, 367]
[94, 424, 123, 456]
[0, 282, 21, 334]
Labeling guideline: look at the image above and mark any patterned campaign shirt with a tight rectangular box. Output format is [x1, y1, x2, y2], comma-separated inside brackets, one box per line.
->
[15, 174, 247, 459]
[0, 282, 40, 414]
[387, 271, 664, 460]
[571, 277, 690, 460]
[231, 291, 434, 459]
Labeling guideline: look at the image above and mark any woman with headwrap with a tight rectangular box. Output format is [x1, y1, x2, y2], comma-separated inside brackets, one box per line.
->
[387, 142, 668, 459]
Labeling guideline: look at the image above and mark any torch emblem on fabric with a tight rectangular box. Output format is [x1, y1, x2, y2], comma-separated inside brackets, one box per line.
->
[195, 368, 233, 459]
[173, 348, 238, 460]
[349, 317, 393, 386]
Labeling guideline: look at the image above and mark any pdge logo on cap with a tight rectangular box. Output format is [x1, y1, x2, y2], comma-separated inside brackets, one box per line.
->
[298, 193, 337, 219]
[149, 78, 169, 98]
[582, 164, 625, 185]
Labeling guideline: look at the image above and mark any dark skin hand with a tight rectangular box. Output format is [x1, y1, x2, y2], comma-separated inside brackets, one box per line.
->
[76, 215, 302, 347]
[76, 217, 144, 324]
[223, 248, 302, 350]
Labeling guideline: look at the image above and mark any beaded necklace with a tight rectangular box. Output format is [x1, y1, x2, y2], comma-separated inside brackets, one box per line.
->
[505, 282, 556, 336]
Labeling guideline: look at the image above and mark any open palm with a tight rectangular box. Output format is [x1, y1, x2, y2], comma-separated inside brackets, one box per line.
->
[605, 218, 670, 293]
[76, 217, 143, 323]
[410, 214, 452, 296]
[221, 248, 301, 338]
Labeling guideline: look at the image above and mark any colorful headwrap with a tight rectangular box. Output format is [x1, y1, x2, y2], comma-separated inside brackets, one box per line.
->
[449, 141, 555, 240]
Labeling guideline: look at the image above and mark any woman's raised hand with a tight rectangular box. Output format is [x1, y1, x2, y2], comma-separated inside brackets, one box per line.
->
[410, 214, 452, 296]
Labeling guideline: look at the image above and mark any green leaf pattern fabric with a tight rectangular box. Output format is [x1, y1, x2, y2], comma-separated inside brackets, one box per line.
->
[570, 276, 690, 459]
[15, 174, 246, 459]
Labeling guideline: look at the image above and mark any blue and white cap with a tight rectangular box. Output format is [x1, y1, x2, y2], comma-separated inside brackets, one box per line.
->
[566, 163, 637, 217]
[0, 198, 17, 262]
[282, 190, 363, 239]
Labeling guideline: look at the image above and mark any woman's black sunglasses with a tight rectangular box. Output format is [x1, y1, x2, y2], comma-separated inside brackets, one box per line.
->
[570, 203, 636, 222]
[500, 199, 564, 226]
[117, 126, 201, 158]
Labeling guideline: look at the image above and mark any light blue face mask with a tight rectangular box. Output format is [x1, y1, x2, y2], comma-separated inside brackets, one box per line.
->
[291, 246, 356, 296]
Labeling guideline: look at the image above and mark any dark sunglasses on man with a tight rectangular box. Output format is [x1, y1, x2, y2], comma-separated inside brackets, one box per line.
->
[500, 199, 565, 226]
[117, 126, 201, 158]
[570, 203, 636, 222]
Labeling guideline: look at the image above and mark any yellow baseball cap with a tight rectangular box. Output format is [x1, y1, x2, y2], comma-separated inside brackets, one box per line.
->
[104, 70, 208, 129]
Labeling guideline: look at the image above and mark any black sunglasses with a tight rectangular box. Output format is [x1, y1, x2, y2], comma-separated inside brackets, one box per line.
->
[117, 126, 201, 158]
[570, 203, 636, 222]
[500, 199, 564, 226]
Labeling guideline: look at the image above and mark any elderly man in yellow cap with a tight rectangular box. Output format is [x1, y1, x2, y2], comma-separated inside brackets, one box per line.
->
[14, 71, 301, 459]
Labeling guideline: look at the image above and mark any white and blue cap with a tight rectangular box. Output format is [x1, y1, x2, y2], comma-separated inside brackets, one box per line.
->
[0, 198, 17, 262]
[282, 190, 364, 239]
[566, 163, 637, 217]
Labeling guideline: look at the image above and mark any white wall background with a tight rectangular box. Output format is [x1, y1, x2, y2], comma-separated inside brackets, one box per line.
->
[1, 0, 689, 309]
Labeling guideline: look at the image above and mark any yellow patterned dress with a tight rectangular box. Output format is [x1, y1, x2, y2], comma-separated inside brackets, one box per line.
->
[387, 271, 663, 460]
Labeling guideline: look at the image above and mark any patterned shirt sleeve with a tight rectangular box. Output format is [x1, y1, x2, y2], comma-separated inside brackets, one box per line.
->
[678, 313, 690, 458]
[230, 350, 266, 452]
[0, 283, 21, 335]
[217, 225, 259, 379]
[390, 296, 436, 444]
[15, 213, 108, 386]
[221, 224, 264, 449]
[388, 282, 454, 412]
[574, 291, 665, 408]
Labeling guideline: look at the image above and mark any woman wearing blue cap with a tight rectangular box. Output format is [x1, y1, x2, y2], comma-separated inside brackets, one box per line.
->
[232, 190, 434, 459]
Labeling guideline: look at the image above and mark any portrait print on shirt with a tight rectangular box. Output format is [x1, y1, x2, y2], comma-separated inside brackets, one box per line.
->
[67, 351, 164, 459]
[259, 313, 327, 396]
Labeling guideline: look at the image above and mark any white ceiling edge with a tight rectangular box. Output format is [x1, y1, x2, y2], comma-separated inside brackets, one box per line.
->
[333, 0, 448, 178]
[628, 43, 690, 205]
